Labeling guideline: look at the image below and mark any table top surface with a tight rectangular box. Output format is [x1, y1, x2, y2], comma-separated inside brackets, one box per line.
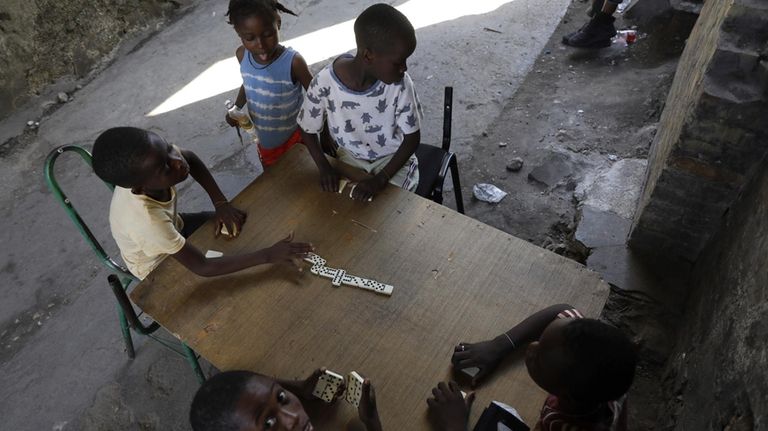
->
[131, 145, 609, 430]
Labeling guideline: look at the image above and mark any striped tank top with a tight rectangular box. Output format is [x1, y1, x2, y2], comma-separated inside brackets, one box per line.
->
[240, 46, 303, 149]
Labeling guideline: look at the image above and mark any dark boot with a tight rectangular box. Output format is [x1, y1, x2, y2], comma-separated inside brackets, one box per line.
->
[562, 12, 616, 48]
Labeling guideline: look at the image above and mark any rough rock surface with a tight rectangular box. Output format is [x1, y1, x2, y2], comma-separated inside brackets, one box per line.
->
[0, 0, 191, 119]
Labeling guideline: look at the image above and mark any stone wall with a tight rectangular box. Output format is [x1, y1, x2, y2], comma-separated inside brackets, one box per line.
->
[0, 0, 189, 120]
[629, 0, 768, 261]
[659, 159, 767, 430]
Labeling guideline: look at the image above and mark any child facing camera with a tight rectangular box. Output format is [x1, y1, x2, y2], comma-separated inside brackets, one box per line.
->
[428, 304, 637, 431]
[190, 369, 382, 431]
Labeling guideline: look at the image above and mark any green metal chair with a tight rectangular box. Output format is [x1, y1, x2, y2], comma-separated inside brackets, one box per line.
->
[44, 145, 205, 384]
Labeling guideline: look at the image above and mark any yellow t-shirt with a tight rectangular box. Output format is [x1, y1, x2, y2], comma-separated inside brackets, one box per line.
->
[109, 186, 185, 280]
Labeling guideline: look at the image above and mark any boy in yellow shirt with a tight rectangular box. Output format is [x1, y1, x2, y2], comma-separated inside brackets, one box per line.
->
[92, 126, 313, 279]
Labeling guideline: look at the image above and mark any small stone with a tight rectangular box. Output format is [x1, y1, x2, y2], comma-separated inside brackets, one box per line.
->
[57, 92, 69, 103]
[498, 141, 508, 148]
[608, 154, 618, 161]
[482, 131, 488, 137]
[26, 120, 36, 127]
[32, 312, 42, 320]
[506, 157, 524, 172]
[76, 84, 83, 89]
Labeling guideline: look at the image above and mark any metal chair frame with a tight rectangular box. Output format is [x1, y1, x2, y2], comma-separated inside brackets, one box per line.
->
[416, 86, 465, 214]
[44, 145, 205, 384]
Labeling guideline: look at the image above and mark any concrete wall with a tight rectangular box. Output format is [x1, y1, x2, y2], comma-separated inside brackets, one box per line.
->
[660, 159, 767, 430]
[0, 0, 188, 120]
[629, 0, 768, 261]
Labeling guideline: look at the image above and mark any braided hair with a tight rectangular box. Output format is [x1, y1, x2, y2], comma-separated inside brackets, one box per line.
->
[226, 0, 297, 27]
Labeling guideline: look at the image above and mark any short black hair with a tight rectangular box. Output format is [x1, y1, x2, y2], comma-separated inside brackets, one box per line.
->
[226, 0, 297, 27]
[190, 370, 256, 431]
[560, 319, 637, 403]
[91, 127, 153, 188]
[354, 3, 415, 53]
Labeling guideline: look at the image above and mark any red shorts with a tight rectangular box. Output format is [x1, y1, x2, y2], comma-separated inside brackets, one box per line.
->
[258, 129, 302, 167]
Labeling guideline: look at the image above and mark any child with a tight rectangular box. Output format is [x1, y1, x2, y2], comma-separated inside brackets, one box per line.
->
[225, 0, 313, 167]
[190, 368, 383, 431]
[428, 304, 637, 431]
[298, 3, 422, 202]
[92, 126, 313, 280]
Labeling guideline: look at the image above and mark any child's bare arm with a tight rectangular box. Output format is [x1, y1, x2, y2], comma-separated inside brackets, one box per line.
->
[226, 47, 248, 126]
[182, 149, 246, 236]
[351, 130, 419, 201]
[291, 52, 313, 90]
[301, 129, 340, 192]
[451, 304, 574, 386]
[171, 232, 313, 277]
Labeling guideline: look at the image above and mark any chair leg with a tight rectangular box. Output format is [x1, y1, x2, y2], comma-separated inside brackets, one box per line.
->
[450, 158, 465, 214]
[117, 307, 135, 359]
[182, 342, 206, 384]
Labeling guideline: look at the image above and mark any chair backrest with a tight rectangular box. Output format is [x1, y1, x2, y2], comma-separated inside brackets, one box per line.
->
[442, 86, 453, 151]
[44, 145, 138, 282]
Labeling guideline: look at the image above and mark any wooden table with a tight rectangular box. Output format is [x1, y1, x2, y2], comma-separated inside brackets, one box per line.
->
[131, 145, 609, 430]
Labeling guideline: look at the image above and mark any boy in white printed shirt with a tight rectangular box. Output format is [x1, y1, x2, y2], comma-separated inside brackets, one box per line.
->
[298, 3, 421, 201]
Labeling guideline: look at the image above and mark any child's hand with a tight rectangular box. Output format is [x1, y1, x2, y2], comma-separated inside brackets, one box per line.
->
[319, 165, 341, 192]
[426, 381, 474, 431]
[451, 336, 510, 387]
[224, 113, 239, 128]
[358, 379, 383, 431]
[265, 232, 314, 267]
[299, 368, 346, 402]
[320, 136, 338, 157]
[351, 175, 387, 201]
[215, 203, 247, 238]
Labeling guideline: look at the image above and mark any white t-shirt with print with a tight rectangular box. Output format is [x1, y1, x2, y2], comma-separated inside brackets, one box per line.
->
[297, 57, 422, 161]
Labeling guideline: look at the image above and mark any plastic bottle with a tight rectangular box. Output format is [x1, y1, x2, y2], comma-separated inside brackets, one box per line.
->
[225, 100, 258, 140]
[614, 30, 638, 46]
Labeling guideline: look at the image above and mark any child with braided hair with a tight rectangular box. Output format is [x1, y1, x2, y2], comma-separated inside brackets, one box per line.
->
[225, 0, 313, 167]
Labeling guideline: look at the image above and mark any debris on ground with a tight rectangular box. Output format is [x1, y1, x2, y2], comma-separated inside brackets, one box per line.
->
[57, 92, 69, 103]
[506, 157, 524, 172]
[472, 183, 508, 203]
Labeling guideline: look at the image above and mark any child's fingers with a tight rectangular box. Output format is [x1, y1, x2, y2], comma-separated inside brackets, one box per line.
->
[336, 380, 347, 399]
[466, 392, 476, 408]
[451, 350, 472, 361]
[454, 342, 472, 352]
[455, 357, 478, 368]
[471, 369, 488, 388]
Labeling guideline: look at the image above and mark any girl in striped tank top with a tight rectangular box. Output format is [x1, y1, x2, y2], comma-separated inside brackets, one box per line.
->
[225, 0, 313, 166]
